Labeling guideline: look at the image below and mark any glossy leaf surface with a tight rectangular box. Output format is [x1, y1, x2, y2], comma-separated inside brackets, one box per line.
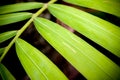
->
[15, 38, 68, 80]
[0, 12, 32, 26]
[64, 0, 120, 17]
[0, 2, 43, 14]
[48, 4, 120, 58]
[0, 63, 15, 80]
[0, 30, 17, 43]
[34, 17, 120, 80]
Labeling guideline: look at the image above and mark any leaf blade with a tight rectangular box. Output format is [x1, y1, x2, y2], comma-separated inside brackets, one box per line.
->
[34, 17, 120, 80]
[48, 4, 120, 58]
[0, 30, 17, 43]
[0, 63, 15, 80]
[0, 2, 43, 14]
[0, 48, 5, 56]
[64, 0, 120, 17]
[0, 12, 32, 26]
[15, 38, 68, 80]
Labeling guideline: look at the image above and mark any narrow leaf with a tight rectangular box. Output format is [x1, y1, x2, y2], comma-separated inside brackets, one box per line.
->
[0, 2, 43, 14]
[34, 17, 120, 80]
[15, 38, 68, 80]
[0, 63, 15, 80]
[0, 48, 5, 56]
[0, 12, 32, 26]
[64, 0, 120, 17]
[48, 4, 120, 58]
[0, 30, 17, 43]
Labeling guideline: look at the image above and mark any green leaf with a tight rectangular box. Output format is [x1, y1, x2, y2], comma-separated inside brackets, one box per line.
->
[48, 4, 120, 58]
[15, 38, 68, 80]
[0, 30, 17, 43]
[0, 63, 15, 80]
[34, 17, 120, 80]
[0, 12, 32, 26]
[0, 2, 43, 14]
[0, 48, 5, 56]
[64, 0, 120, 17]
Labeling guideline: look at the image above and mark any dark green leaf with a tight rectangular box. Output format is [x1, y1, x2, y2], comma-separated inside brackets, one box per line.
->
[0, 30, 17, 43]
[0, 63, 15, 80]
[0, 12, 32, 26]
[48, 4, 120, 58]
[64, 0, 120, 17]
[34, 17, 120, 80]
[15, 38, 68, 80]
[0, 2, 43, 14]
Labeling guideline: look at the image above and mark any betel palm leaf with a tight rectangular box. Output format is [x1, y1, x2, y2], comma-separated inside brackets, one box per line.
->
[0, 12, 32, 26]
[0, 48, 4, 56]
[0, 63, 15, 80]
[15, 38, 68, 80]
[0, 2, 43, 14]
[0, 0, 120, 80]
[0, 30, 17, 43]
[48, 4, 120, 58]
[64, 0, 120, 17]
[33, 17, 120, 80]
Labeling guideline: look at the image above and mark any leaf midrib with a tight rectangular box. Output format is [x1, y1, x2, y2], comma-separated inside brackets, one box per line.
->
[49, 4, 120, 40]
[16, 40, 48, 80]
[35, 18, 113, 79]
[0, 13, 32, 20]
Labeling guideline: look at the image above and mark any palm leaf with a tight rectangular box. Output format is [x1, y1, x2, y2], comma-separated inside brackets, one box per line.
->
[64, 0, 120, 17]
[0, 2, 43, 14]
[0, 48, 4, 56]
[34, 17, 120, 80]
[0, 30, 17, 43]
[0, 12, 32, 26]
[0, 63, 15, 80]
[48, 4, 120, 58]
[15, 38, 68, 80]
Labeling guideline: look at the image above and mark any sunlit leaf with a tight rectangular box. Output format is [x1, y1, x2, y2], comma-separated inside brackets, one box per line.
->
[0, 48, 5, 56]
[34, 17, 120, 80]
[0, 63, 15, 80]
[0, 2, 43, 14]
[0, 12, 32, 26]
[15, 38, 68, 80]
[48, 4, 120, 58]
[64, 0, 120, 17]
[0, 30, 17, 43]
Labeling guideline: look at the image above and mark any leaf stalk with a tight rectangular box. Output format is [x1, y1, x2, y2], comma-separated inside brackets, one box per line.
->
[0, 0, 57, 62]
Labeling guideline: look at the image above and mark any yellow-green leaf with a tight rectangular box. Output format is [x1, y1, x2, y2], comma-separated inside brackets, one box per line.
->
[0, 48, 4, 56]
[0, 63, 15, 80]
[0, 12, 32, 26]
[0, 30, 17, 43]
[15, 38, 68, 80]
[0, 2, 43, 14]
[64, 0, 120, 17]
[48, 4, 120, 58]
[34, 17, 120, 80]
